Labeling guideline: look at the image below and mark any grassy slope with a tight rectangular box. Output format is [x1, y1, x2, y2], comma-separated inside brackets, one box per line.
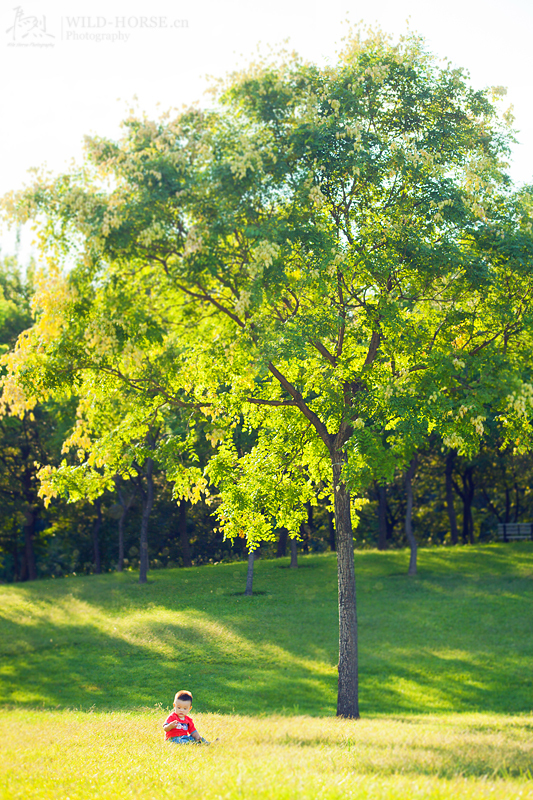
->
[1, 544, 532, 799]
[1, 544, 532, 716]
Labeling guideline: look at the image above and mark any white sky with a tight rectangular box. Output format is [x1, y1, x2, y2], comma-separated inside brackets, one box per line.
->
[1, 0, 532, 260]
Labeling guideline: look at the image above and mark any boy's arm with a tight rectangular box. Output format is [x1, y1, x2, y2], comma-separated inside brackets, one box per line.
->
[163, 719, 179, 732]
[188, 720, 203, 741]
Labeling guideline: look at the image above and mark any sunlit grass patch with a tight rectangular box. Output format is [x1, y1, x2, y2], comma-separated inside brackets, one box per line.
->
[1, 710, 532, 799]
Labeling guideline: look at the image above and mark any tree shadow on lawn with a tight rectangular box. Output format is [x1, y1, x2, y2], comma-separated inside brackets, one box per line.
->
[1, 610, 532, 716]
[1, 550, 532, 716]
[413, 542, 533, 578]
[360, 648, 533, 715]
[0, 613, 336, 715]
[277, 729, 533, 779]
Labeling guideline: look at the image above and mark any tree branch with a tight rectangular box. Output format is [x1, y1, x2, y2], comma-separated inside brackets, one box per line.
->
[335, 270, 347, 357]
[246, 398, 298, 407]
[100, 366, 212, 411]
[267, 362, 331, 448]
[312, 340, 337, 366]
[335, 312, 346, 358]
[174, 282, 246, 329]
[364, 329, 381, 366]
[468, 326, 516, 357]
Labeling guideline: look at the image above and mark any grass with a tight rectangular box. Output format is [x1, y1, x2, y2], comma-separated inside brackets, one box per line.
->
[1, 544, 532, 798]
[1, 710, 532, 799]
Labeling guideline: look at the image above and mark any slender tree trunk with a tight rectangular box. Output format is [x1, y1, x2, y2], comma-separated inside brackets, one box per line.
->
[178, 499, 192, 567]
[300, 503, 312, 554]
[289, 538, 298, 568]
[384, 495, 397, 541]
[377, 483, 388, 550]
[404, 456, 418, 576]
[117, 509, 126, 572]
[92, 499, 102, 575]
[245, 550, 255, 595]
[462, 467, 475, 544]
[21, 461, 37, 581]
[139, 458, 154, 584]
[276, 527, 288, 557]
[504, 485, 510, 524]
[328, 509, 336, 552]
[12, 519, 20, 582]
[307, 502, 314, 551]
[386, 511, 395, 542]
[115, 486, 129, 572]
[332, 456, 359, 719]
[21, 511, 37, 582]
[445, 451, 459, 545]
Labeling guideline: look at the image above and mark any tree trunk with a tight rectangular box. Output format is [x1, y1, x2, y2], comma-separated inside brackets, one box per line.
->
[328, 509, 336, 552]
[504, 485, 510, 524]
[245, 549, 255, 595]
[445, 451, 459, 545]
[266, 364, 358, 717]
[12, 519, 20, 582]
[115, 485, 129, 572]
[462, 467, 475, 544]
[404, 456, 418, 576]
[178, 499, 192, 567]
[289, 538, 298, 568]
[386, 507, 395, 541]
[276, 527, 288, 557]
[139, 458, 154, 584]
[117, 509, 125, 572]
[377, 483, 388, 550]
[332, 457, 359, 719]
[92, 499, 102, 575]
[21, 456, 37, 582]
[307, 502, 314, 551]
[21, 510, 37, 582]
[300, 502, 312, 554]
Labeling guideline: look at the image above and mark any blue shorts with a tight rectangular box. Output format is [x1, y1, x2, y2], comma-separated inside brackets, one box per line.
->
[167, 734, 197, 744]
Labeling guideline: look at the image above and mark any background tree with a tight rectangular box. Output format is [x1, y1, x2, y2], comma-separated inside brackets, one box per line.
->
[0, 255, 75, 581]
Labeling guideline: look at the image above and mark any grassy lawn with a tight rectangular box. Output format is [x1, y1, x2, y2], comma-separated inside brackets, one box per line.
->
[1, 544, 532, 797]
[1, 710, 532, 799]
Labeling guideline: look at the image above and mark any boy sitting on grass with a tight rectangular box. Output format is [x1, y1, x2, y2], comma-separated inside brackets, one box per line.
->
[163, 690, 209, 744]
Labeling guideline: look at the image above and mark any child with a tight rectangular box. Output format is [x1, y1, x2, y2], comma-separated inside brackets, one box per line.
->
[163, 690, 209, 744]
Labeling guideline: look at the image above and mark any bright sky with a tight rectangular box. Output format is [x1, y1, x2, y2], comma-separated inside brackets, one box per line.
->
[1, 0, 532, 259]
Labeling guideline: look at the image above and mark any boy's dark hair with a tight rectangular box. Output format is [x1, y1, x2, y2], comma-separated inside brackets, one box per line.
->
[176, 691, 193, 704]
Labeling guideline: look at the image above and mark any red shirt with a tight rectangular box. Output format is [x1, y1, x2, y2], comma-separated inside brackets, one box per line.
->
[164, 712, 196, 740]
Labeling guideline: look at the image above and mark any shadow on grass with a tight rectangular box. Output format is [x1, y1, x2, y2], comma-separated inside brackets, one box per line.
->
[0, 620, 333, 715]
[1, 546, 532, 716]
[278, 732, 533, 779]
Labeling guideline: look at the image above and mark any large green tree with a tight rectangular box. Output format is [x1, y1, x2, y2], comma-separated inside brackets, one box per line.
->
[4, 30, 533, 716]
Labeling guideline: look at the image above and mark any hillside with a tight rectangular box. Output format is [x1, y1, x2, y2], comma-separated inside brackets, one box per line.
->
[1, 544, 532, 717]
